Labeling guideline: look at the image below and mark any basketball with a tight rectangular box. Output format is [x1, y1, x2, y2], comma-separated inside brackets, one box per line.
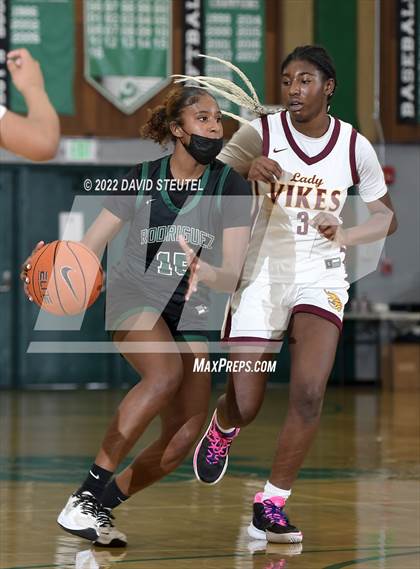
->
[26, 240, 103, 316]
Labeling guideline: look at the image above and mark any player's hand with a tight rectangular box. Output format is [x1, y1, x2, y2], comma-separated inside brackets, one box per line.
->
[178, 236, 214, 301]
[247, 156, 283, 184]
[20, 241, 45, 301]
[311, 213, 347, 246]
[7, 48, 45, 95]
[178, 236, 201, 301]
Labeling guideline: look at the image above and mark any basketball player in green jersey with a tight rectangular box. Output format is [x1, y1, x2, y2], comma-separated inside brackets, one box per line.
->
[22, 86, 252, 546]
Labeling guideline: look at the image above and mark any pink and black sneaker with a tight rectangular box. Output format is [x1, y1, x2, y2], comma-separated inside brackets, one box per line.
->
[248, 493, 303, 543]
[193, 410, 240, 484]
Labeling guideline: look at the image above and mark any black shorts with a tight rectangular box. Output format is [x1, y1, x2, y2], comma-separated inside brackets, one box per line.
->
[106, 278, 210, 342]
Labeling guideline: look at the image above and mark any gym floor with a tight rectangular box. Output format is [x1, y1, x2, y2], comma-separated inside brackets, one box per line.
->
[1, 386, 419, 569]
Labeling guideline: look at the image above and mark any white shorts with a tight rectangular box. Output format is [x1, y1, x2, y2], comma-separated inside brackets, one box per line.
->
[222, 280, 349, 342]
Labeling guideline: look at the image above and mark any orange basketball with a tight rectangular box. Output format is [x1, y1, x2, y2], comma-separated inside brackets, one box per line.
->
[26, 241, 103, 316]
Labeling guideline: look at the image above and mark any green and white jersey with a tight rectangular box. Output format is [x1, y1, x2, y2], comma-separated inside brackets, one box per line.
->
[104, 154, 252, 311]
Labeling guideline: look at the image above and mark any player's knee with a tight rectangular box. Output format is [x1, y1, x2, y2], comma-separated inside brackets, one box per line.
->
[290, 383, 325, 423]
[160, 443, 188, 471]
[163, 417, 202, 446]
[144, 370, 183, 405]
[160, 423, 200, 469]
[173, 428, 197, 456]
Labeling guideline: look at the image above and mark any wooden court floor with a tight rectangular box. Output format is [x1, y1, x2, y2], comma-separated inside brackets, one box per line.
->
[0, 386, 419, 569]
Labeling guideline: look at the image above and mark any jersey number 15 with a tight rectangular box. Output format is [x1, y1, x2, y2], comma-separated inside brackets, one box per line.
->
[156, 251, 188, 276]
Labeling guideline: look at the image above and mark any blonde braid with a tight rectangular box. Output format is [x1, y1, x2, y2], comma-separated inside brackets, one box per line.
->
[172, 54, 282, 123]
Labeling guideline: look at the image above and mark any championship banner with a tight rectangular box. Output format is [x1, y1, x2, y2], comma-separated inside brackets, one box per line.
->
[182, 0, 265, 116]
[183, 0, 204, 77]
[9, 0, 75, 115]
[84, 0, 172, 115]
[397, 0, 420, 124]
[0, 0, 9, 108]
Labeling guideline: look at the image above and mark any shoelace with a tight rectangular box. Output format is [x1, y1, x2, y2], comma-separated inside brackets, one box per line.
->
[74, 493, 98, 517]
[263, 499, 289, 527]
[96, 506, 115, 528]
[206, 426, 234, 465]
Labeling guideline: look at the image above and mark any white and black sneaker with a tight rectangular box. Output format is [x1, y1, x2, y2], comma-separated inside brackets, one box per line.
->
[94, 506, 127, 548]
[57, 491, 99, 541]
[248, 492, 302, 543]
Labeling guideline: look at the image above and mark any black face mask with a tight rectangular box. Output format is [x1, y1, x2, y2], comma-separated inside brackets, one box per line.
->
[181, 131, 224, 165]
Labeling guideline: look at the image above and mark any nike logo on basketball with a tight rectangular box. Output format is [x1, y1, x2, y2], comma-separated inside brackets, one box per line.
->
[273, 147, 288, 153]
[89, 470, 100, 480]
[61, 266, 78, 299]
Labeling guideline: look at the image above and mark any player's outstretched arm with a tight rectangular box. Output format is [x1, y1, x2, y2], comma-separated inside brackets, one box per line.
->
[82, 208, 125, 259]
[342, 193, 397, 246]
[312, 193, 397, 246]
[0, 48, 60, 161]
[218, 123, 264, 177]
[326, 134, 398, 246]
[218, 123, 282, 182]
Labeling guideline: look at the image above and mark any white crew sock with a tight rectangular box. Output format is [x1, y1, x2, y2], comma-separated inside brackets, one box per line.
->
[262, 480, 291, 501]
[215, 411, 236, 434]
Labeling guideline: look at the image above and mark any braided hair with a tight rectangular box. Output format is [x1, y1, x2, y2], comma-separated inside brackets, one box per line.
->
[172, 54, 277, 123]
[172, 46, 336, 122]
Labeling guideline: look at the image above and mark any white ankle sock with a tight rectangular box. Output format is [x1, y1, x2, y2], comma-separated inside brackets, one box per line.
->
[215, 411, 236, 434]
[262, 480, 291, 501]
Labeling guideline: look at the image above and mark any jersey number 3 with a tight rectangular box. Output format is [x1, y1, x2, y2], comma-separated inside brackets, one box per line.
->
[296, 211, 309, 235]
